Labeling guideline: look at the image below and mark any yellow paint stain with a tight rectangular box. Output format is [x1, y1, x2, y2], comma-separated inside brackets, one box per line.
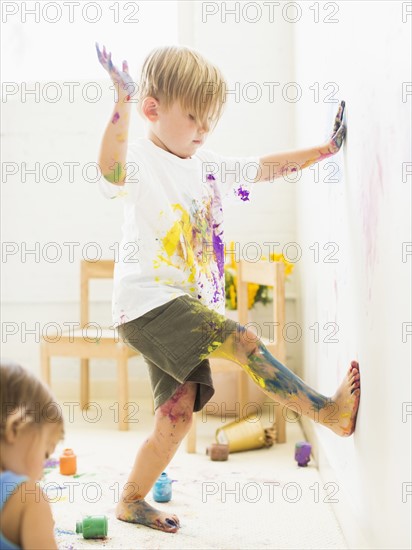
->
[299, 158, 317, 170]
[207, 341, 223, 353]
[220, 356, 267, 389]
[153, 195, 223, 296]
[156, 204, 198, 284]
[163, 219, 183, 256]
[116, 132, 127, 142]
[200, 338, 229, 361]
[242, 363, 267, 389]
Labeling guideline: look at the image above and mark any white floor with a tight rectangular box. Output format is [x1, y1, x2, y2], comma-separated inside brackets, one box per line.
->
[45, 399, 348, 550]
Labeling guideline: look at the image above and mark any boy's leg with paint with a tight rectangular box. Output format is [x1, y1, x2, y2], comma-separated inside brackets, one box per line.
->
[208, 325, 361, 437]
[116, 381, 196, 533]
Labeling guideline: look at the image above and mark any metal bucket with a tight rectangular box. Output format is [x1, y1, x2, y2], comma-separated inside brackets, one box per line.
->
[215, 415, 266, 453]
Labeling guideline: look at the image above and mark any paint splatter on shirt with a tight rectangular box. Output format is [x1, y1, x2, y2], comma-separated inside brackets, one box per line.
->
[98, 137, 260, 326]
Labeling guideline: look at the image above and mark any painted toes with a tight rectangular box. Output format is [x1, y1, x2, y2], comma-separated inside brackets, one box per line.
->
[350, 374, 360, 386]
[163, 518, 179, 532]
[171, 515, 180, 527]
[165, 518, 177, 527]
[155, 518, 174, 532]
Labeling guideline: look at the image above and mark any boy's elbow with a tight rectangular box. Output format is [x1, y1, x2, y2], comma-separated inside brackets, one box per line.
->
[98, 161, 126, 186]
[102, 173, 126, 186]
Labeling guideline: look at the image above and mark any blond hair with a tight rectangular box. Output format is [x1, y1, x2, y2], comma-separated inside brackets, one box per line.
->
[0, 360, 64, 440]
[138, 45, 227, 132]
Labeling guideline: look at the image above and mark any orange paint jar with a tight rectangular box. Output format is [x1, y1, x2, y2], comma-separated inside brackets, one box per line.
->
[59, 448, 77, 475]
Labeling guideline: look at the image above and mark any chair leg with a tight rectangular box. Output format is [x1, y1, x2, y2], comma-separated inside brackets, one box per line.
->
[276, 401, 286, 443]
[117, 353, 129, 431]
[40, 343, 51, 386]
[80, 359, 89, 410]
[186, 412, 197, 453]
[238, 369, 249, 420]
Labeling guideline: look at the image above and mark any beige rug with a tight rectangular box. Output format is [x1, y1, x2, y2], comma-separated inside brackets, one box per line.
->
[43, 402, 347, 549]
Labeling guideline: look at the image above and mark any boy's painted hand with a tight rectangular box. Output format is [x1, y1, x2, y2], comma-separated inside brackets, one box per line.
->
[95, 42, 135, 96]
[327, 100, 346, 154]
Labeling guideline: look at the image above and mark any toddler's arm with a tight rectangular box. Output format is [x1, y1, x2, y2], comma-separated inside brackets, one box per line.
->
[96, 43, 135, 185]
[255, 101, 346, 182]
[20, 481, 58, 550]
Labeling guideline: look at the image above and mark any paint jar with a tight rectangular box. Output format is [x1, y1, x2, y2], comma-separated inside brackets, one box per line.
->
[295, 441, 312, 467]
[76, 516, 108, 539]
[153, 472, 173, 502]
[215, 416, 266, 453]
[206, 443, 229, 461]
[59, 448, 77, 475]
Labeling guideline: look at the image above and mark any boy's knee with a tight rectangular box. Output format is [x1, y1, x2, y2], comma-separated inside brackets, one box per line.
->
[155, 406, 194, 439]
[155, 382, 196, 435]
[233, 327, 260, 358]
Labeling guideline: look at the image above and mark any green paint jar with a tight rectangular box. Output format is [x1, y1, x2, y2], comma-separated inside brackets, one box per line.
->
[75, 515, 108, 539]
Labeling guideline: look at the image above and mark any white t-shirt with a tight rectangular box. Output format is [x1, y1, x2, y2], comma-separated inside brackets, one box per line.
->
[98, 137, 260, 327]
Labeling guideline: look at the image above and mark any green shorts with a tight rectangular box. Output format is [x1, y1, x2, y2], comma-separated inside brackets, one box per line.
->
[117, 294, 239, 412]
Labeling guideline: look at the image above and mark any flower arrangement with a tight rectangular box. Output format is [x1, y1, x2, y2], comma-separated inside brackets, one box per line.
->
[224, 241, 295, 310]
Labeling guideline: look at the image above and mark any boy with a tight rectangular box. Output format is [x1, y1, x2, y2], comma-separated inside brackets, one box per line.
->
[96, 44, 360, 533]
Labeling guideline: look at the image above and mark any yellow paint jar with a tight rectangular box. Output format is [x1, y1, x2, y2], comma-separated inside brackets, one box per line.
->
[215, 416, 266, 453]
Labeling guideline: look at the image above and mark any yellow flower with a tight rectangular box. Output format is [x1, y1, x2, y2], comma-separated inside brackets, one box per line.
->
[229, 284, 237, 309]
[248, 283, 260, 308]
[229, 240, 236, 269]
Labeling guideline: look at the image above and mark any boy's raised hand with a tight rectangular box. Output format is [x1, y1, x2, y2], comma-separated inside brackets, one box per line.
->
[327, 100, 346, 154]
[95, 42, 136, 96]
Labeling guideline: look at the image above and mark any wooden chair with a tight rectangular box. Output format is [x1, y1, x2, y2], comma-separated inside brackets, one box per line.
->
[186, 259, 287, 453]
[40, 259, 140, 431]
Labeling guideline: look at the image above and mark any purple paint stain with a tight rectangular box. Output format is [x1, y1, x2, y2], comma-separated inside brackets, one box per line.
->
[44, 458, 59, 468]
[213, 231, 225, 278]
[361, 144, 384, 302]
[211, 270, 223, 304]
[159, 385, 191, 423]
[237, 185, 250, 201]
[112, 112, 120, 124]
[206, 173, 216, 181]
[54, 528, 75, 535]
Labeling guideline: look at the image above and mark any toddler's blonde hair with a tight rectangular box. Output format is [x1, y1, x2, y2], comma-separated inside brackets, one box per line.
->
[138, 45, 227, 132]
[0, 360, 64, 439]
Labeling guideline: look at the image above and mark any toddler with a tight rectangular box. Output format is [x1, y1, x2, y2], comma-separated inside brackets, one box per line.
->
[96, 43, 360, 533]
[0, 360, 64, 549]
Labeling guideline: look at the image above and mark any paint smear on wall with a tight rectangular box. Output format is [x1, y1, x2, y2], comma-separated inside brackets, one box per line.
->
[360, 125, 385, 302]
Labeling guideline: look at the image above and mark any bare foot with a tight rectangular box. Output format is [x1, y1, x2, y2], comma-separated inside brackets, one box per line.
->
[321, 361, 361, 436]
[116, 499, 180, 533]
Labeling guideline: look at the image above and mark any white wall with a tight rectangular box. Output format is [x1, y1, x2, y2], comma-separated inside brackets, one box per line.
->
[293, 2, 411, 548]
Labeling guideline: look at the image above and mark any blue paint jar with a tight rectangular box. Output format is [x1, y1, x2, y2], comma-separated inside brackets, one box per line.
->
[152, 472, 173, 502]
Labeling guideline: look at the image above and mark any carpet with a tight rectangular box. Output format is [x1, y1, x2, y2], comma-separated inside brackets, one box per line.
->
[42, 405, 347, 550]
